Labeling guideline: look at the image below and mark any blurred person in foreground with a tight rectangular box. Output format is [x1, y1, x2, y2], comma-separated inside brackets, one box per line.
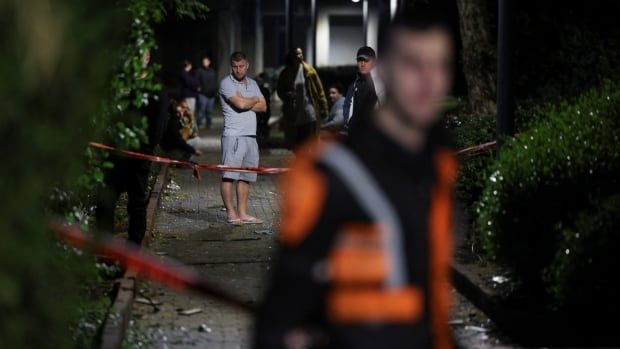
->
[277, 48, 329, 148]
[255, 6, 457, 349]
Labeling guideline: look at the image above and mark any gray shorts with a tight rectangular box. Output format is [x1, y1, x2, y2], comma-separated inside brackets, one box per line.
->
[221, 136, 259, 182]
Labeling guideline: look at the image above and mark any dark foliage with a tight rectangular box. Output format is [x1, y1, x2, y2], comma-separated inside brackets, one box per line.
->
[476, 83, 620, 316]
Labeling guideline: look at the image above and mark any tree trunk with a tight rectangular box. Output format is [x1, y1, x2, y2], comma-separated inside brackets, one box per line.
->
[456, 0, 497, 117]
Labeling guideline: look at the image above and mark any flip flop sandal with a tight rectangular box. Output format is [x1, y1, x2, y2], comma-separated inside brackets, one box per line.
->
[226, 219, 242, 226]
[242, 217, 264, 224]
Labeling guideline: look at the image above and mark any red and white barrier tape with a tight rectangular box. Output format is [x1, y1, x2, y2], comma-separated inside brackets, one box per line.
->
[52, 222, 255, 313]
[90, 142, 289, 178]
[54, 140, 497, 309]
[90, 138, 497, 179]
[454, 140, 497, 157]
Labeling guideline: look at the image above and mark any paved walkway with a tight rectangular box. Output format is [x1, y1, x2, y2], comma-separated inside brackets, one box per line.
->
[125, 116, 516, 349]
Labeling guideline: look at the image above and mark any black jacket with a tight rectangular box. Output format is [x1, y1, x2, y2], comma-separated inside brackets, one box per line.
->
[343, 73, 378, 134]
[180, 69, 200, 99]
[196, 67, 218, 98]
[160, 116, 196, 155]
[142, 90, 171, 154]
[255, 120, 457, 349]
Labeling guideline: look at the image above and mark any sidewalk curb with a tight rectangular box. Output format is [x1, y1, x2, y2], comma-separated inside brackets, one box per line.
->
[451, 261, 564, 346]
[100, 164, 169, 349]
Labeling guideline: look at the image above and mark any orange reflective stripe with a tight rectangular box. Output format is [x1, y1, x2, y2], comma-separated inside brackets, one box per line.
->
[429, 149, 457, 349]
[329, 224, 388, 285]
[279, 141, 331, 246]
[328, 286, 424, 323]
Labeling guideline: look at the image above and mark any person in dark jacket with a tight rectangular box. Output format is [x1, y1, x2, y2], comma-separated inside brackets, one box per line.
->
[95, 50, 170, 246]
[195, 55, 218, 129]
[256, 72, 272, 146]
[343, 46, 385, 135]
[277, 48, 329, 148]
[255, 6, 457, 349]
[179, 59, 200, 114]
[160, 99, 201, 161]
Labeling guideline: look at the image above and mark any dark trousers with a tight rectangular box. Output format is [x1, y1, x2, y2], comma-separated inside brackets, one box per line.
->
[295, 122, 316, 148]
[196, 94, 215, 127]
[165, 148, 193, 161]
[95, 157, 150, 245]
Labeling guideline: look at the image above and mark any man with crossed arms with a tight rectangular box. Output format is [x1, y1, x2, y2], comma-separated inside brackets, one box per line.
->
[219, 51, 267, 225]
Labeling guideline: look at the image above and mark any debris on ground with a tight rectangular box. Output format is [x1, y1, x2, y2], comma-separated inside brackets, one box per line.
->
[254, 229, 274, 235]
[178, 308, 203, 316]
[135, 297, 161, 306]
[465, 325, 489, 332]
[198, 324, 212, 333]
[491, 275, 510, 285]
[166, 180, 181, 191]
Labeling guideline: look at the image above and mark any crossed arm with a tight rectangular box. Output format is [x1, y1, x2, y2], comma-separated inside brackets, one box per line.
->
[228, 91, 267, 112]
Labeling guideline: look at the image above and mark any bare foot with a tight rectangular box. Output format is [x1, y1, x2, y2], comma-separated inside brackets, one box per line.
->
[226, 209, 240, 222]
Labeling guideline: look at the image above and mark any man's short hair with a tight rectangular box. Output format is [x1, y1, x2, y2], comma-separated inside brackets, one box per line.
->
[329, 83, 345, 95]
[381, 5, 454, 55]
[230, 51, 247, 63]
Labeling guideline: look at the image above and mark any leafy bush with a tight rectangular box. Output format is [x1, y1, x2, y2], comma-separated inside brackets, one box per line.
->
[0, 1, 208, 348]
[476, 82, 620, 304]
[445, 106, 496, 214]
[0, 1, 124, 348]
[543, 194, 620, 314]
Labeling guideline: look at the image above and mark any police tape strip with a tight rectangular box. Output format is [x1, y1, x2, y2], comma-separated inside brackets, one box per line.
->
[454, 140, 497, 157]
[55, 140, 498, 311]
[90, 138, 497, 179]
[89, 142, 289, 177]
[52, 222, 256, 313]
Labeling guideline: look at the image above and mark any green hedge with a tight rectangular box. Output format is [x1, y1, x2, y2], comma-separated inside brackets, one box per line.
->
[0, 2, 124, 348]
[0, 1, 209, 348]
[476, 82, 620, 309]
[544, 193, 620, 314]
[445, 106, 496, 215]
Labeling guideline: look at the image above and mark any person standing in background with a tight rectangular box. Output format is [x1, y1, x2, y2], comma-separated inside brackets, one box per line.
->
[277, 48, 328, 148]
[343, 46, 385, 135]
[195, 54, 218, 129]
[179, 59, 200, 114]
[219, 51, 267, 226]
[256, 72, 272, 146]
